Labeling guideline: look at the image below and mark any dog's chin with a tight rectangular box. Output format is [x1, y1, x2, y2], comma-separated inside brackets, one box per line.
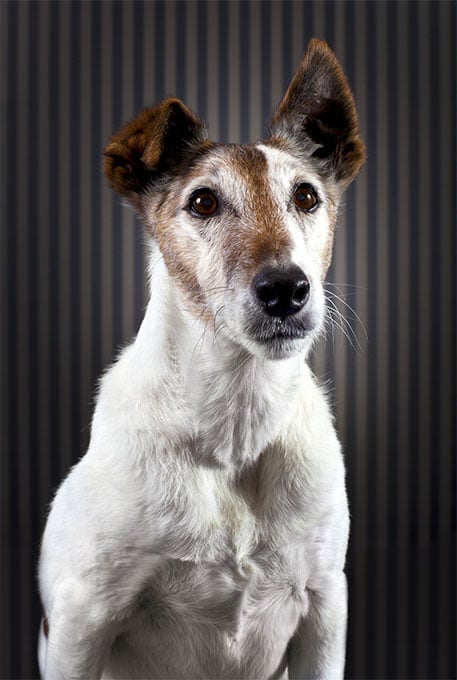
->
[252, 335, 311, 361]
[243, 315, 322, 361]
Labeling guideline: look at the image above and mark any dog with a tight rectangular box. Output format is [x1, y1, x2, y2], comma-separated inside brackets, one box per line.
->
[38, 38, 365, 680]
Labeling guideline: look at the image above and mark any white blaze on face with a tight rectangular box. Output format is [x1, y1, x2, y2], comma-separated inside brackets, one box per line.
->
[256, 144, 335, 280]
[231, 143, 335, 345]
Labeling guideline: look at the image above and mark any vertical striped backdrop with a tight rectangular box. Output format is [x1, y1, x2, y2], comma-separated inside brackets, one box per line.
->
[1, 2, 455, 678]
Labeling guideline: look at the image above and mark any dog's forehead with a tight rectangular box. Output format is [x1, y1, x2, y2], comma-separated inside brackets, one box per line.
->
[179, 143, 321, 202]
[183, 144, 270, 196]
[256, 144, 322, 190]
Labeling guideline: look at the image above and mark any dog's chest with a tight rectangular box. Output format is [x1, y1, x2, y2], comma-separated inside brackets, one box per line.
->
[143, 441, 319, 567]
[121, 496, 310, 679]
[104, 416, 345, 677]
[120, 452, 318, 667]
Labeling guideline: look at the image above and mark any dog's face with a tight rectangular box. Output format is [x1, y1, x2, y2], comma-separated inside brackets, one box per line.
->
[104, 39, 365, 360]
[142, 143, 338, 360]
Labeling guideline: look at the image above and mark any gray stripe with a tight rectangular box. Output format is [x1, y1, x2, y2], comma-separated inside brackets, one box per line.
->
[27, 0, 40, 662]
[417, 3, 432, 672]
[386, 2, 399, 675]
[112, 0, 123, 353]
[227, 1, 240, 142]
[365, 3, 378, 674]
[218, 0, 229, 142]
[37, 0, 52, 531]
[7, 0, 20, 670]
[239, 0, 250, 143]
[80, 0, 94, 457]
[0, 1, 10, 661]
[17, 3, 31, 669]
[373, 4, 388, 673]
[437, 4, 457, 677]
[100, 0, 114, 379]
[395, 2, 412, 677]
[59, 0, 72, 482]
[206, 0, 219, 139]
[407, 5, 421, 676]
[249, 0, 261, 142]
[133, 1, 146, 329]
[186, 1, 197, 110]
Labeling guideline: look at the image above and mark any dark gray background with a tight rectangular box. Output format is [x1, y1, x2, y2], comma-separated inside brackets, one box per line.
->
[1, 1, 455, 678]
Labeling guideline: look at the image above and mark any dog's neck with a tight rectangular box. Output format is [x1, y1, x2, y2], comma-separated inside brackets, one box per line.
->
[135, 254, 303, 471]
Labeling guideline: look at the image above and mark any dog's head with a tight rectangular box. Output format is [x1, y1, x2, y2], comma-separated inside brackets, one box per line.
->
[104, 39, 365, 360]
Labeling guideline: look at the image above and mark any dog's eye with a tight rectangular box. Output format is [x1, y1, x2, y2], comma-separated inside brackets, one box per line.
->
[189, 189, 219, 217]
[293, 184, 319, 212]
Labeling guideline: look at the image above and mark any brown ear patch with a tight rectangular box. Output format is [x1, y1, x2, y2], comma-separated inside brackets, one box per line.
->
[270, 38, 365, 186]
[104, 97, 208, 201]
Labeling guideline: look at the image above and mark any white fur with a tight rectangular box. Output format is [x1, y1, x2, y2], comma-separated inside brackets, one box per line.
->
[39, 144, 349, 679]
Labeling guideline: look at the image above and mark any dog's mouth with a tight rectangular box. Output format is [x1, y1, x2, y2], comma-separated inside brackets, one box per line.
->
[247, 314, 317, 346]
[251, 318, 312, 343]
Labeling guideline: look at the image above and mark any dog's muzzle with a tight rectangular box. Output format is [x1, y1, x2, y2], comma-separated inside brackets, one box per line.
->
[252, 265, 310, 318]
[244, 264, 319, 356]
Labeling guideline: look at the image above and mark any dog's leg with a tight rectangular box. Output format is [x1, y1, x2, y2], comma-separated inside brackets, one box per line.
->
[37, 618, 47, 678]
[287, 571, 348, 680]
[41, 578, 120, 680]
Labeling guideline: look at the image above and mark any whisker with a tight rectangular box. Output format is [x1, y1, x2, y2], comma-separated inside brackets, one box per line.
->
[324, 298, 362, 353]
[324, 288, 368, 343]
[213, 305, 227, 352]
[203, 285, 235, 295]
[324, 291, 366, 332]
[190, 324, 208, 366]
[324, 281, 365, 294]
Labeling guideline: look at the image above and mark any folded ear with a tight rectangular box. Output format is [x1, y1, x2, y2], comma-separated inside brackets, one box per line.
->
[270, 39, 365, 187]
[104, 97, 208, 202]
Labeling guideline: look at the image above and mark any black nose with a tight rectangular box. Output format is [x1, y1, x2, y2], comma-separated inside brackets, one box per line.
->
[252, 265, 310, 317]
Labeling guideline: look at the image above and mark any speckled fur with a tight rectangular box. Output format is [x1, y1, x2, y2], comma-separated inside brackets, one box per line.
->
[38, 39, 364, 680]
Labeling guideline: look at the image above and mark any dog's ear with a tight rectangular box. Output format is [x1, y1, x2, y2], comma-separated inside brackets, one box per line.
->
[104, 97, 208, 200]
[270, 39, 365, 186]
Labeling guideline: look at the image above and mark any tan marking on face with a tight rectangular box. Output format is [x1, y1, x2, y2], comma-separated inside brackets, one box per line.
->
[321, 205, 338, 277]
[153, 187, 214, 325]
[220, 147, 292, 284]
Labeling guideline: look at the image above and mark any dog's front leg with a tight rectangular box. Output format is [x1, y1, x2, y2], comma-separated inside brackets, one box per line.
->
[41, 578, 120, 680]
[287, 571, 348, 680]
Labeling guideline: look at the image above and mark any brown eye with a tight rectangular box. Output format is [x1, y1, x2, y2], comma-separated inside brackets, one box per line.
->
[293, 184, 319, 212]
[189, 189, 219, 217]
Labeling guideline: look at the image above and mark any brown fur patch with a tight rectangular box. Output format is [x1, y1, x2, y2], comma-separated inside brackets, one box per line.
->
[103, 97, 209, 210]
[43, 614, 49, 638]
[220, 146, 292, 283]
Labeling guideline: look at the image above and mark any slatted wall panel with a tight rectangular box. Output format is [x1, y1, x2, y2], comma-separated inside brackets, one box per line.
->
[1, 2, 455, 678]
